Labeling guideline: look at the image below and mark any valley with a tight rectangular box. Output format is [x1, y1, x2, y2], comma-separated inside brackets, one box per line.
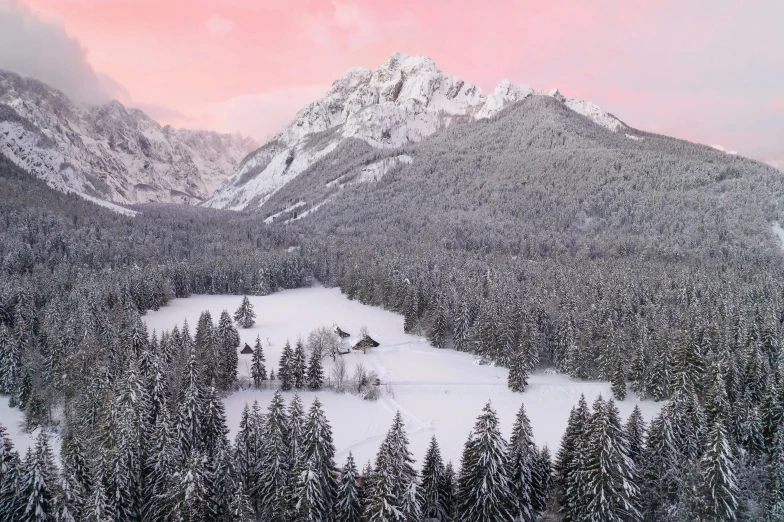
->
[140, 286, 662, 466]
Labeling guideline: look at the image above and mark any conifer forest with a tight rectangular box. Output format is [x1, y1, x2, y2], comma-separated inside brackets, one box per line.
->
[2, 91, 784, 522]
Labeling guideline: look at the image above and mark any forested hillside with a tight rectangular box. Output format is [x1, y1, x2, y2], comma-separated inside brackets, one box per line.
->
[1, 89, 784, 520]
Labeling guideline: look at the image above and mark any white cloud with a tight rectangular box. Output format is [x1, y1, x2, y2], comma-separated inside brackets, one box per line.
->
[767, 159, 783, 172]
[206, 17, 235, 37]
[0, 0, 124, 103]
[210, 85, 330, 141]
[710, 144, 738, 155]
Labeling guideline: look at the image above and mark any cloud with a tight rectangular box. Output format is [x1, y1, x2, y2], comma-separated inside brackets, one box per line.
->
[0, 0, 125, 103]
[709, 144, 738, 155]
[206, 16, 235, 37]
[210, 85, 330, 141]
[767, 159, 784, 172]
[130, 102, 193, 125]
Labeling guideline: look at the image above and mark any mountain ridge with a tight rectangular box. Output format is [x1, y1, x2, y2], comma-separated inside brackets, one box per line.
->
[205, 52, 629, 210]
[0, 69, 257, 207]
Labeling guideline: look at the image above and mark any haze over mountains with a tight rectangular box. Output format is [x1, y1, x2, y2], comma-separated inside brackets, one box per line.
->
[0, 69, 257, 206]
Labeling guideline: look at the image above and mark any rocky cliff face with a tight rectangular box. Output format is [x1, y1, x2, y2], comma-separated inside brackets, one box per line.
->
[206, 52, 626, 210]
[0, 70, 257, 206]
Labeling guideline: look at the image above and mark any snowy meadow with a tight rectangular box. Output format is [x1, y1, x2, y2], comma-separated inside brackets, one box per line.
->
[141, 285, 663, 466]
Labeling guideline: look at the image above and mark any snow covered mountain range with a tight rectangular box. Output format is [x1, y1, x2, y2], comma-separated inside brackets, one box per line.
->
[0, 69, 257, 206]
[206, 52, 627, 210]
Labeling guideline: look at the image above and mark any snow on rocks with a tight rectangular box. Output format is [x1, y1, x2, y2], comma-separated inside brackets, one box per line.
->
[142, 286, 663, 466]
[0, 70, 256, 208]
[207, 52, 626, 211]
[475, 79, 533, 119]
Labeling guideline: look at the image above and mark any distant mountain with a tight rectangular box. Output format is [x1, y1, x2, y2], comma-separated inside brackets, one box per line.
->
[0, 69, 257, 206]
[276, 93, 784, 266]
[206, 52, 626, 210]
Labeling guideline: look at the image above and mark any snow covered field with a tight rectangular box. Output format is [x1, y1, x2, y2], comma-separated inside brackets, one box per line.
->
[143, 286, 663, 467]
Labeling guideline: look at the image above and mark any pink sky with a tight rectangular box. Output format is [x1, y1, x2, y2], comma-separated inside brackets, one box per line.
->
[3, 0, 783, 168]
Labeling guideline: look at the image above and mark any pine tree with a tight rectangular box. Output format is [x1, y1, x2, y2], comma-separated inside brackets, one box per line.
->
[279, 341, 294, 391]
[176, 347, 204, 459]
[611, 359, 627, 401]
[582, 396, 640, 522]
[673, 330, 704, 393]
[640, 408, 680, 520]
[251, 336, 267, 387]
[624, 405, 647, 472]
[336, 453, 363, 522]
[288, 394, 305, 472]
[554, 395, 589, 521]
[506, 403, 535, 522]
[85, 476, 113, 522]
[760, 379, 783, 452]
[531, 446, 552, 515]
[217, 309, 239, 389]
[256, 391, 290, 521]
[705, 364, 731, 430]
[507, 350, 529, 393]
[419, 436, 447, 521]
[457, 402, 514, 522]
[293, 340, 307, 389]
[20, 432, 58, 522]
[201, 383, 230, 455]
[306, 348, 324, 390]
[229, 482, 254, 522]
[296, 460, 328, 522]
[54, 473, 78, 522]
[427, 301, 448, 349]
[233, 296, 256, 328]
[364, 412, 417, 522]
[453, 299, 472, 352]
[441, 462, 457, 522]
[0, 423, 23, 520]
[0, 325, 20, 394]
[400, 478, 422, 522]
[170, 453, 208, 522]
[300, 398, 338, 515]
[142, 408, 176, 522]
[765, 429, 784, 519]
[696, 419, 738, 522]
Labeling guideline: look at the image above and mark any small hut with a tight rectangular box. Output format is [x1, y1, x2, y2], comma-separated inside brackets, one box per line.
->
[240, 343, 253, 354]
[352, 334, 380, 350]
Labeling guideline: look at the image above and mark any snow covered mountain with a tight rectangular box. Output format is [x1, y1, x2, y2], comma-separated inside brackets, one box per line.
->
[206, 52, 626, 210]
[0, 70, 257, 206]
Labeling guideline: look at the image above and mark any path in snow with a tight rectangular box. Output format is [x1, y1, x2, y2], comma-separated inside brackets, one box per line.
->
[143, 286, 664, 466]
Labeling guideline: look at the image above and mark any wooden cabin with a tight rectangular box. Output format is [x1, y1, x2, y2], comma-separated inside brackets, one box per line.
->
[352, 335, 380, 350]
[240, 343, 253, 354]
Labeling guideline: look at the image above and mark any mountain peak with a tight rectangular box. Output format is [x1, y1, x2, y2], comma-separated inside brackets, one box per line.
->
[207, 54, 626, 210]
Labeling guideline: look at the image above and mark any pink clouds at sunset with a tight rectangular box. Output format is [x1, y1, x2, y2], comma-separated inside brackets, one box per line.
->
[2, 0, 782, 168]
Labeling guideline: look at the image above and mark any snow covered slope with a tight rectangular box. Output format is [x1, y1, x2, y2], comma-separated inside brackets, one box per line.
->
[0, 70, 257, 206]
[206, 53, 625, 210]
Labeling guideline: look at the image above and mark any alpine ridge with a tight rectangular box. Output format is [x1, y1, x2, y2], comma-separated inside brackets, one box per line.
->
[205, 52, 627, 210]
[0, 69, 257, 208]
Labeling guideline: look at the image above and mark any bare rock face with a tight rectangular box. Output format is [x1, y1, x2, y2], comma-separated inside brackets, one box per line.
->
[0, 70, 257, 205]
[207, 52, 625, 210]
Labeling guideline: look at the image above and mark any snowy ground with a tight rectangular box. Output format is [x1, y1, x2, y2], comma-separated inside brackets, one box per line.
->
[0, 397, 61, 458]
[143, 286, 663, 467]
